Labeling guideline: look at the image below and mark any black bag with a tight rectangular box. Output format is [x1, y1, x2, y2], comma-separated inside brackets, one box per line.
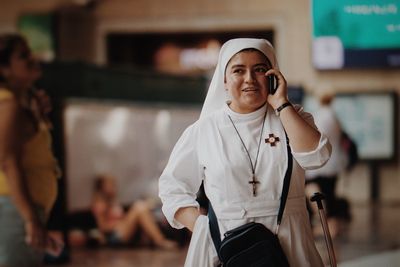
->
[208, 137, 292, 267]
[219, 222, 289, 267]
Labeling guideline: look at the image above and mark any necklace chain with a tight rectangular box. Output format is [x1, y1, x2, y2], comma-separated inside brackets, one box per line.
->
[227, 111, 267, 179]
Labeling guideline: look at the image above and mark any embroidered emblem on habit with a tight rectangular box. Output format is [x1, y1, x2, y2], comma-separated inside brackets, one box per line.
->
[265, 133, 280, 146]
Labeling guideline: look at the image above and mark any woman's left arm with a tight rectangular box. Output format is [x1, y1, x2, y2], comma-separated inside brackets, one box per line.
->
[278, 105, 321, 152]
[266, 69, 325, 153]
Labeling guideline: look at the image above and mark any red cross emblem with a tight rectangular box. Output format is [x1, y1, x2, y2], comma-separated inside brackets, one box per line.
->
[265, 133, 280, 146]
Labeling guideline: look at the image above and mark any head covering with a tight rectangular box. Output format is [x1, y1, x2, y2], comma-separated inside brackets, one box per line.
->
[200, 38, 279, 119]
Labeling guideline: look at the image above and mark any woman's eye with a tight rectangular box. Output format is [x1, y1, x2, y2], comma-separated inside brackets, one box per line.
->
[233, 69, 243, 74]
[255, 67, 267, 73]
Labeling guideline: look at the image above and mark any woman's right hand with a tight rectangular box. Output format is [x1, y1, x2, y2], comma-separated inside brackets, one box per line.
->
[25, 219, 47, 251]
[175, 207, 201, 232]
[265, 69, 289, 110]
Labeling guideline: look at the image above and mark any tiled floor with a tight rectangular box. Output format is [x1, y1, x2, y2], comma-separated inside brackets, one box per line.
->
[48, 202, 400, 267]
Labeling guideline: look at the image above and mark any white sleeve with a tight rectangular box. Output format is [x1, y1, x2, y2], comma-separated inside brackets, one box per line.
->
[291, 105, 332, 170]
[158, 123, 204, 229]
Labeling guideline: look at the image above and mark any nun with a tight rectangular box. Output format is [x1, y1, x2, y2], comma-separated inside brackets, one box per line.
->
[159, 38, 331, 267]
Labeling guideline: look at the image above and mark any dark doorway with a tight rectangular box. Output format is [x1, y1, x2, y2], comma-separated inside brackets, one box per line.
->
[106, 31, 274, 73]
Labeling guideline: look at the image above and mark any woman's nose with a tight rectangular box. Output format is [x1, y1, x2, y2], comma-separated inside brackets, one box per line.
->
[244, 70, 256, 83]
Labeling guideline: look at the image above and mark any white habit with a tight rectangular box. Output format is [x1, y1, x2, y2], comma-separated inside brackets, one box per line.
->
[159, 103, 331, 267]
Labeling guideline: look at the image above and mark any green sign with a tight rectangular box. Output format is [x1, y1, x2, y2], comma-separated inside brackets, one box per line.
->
[312, 0, 400, 49]
[18, 14, 55, 61]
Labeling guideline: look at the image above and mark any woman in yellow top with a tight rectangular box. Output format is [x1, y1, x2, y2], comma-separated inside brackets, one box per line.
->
[0, 34, 62, 267]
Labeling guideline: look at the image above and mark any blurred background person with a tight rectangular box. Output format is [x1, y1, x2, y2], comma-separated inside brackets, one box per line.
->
[305, 92, 349, 238]
[90, 174, 178, 249]
[0, 33, 63, 267]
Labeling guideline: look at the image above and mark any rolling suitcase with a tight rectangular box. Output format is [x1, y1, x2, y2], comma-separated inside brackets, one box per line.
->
[311, 192, 338, 267]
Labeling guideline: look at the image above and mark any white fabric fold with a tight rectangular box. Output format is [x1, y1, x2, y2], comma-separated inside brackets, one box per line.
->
[212, 196, 306, 220]
[184, 215, 218, 267]
[292, 134, 331, 170]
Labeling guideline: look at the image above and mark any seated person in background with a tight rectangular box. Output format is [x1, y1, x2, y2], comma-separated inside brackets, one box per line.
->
[91, 174, 178, 249]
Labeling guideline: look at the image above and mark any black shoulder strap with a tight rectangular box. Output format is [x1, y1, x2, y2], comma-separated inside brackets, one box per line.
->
[277, 135, 292, 227]
[208, 202, 221, 255]
[208, 133, 293, 253]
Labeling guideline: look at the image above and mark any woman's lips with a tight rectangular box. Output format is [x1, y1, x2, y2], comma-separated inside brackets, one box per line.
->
[242, 87, 259, 92]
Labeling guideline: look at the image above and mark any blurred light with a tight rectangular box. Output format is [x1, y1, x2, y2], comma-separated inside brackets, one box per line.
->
[71, 0, 93, 6]
[100, 107, 130, 148]
[154, 110, 171, 150]
[180, 39, 220, 70]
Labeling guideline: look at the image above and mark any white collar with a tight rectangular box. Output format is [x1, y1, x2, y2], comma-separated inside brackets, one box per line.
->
[223, 102, 268, 121]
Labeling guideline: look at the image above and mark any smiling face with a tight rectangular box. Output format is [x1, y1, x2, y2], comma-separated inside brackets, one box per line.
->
[224, 49, 271, 114]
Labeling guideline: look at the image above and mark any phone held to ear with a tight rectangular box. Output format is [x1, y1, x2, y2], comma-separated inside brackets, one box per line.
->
[268, 75, 278, 95]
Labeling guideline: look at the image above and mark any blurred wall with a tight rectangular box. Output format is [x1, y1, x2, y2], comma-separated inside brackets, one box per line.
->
[2, 0, 399, 93]
[92, 0, 400, 95]
[0, 0, 65, 32]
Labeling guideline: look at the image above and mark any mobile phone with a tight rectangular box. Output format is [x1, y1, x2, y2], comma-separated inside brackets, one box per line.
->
[268, 75, 278, 95]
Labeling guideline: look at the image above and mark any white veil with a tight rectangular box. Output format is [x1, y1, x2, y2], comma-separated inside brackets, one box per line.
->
[200, 38, 279, 119]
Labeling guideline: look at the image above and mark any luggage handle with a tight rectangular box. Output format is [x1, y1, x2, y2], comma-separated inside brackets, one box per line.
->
[311, 192, 337, 267]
